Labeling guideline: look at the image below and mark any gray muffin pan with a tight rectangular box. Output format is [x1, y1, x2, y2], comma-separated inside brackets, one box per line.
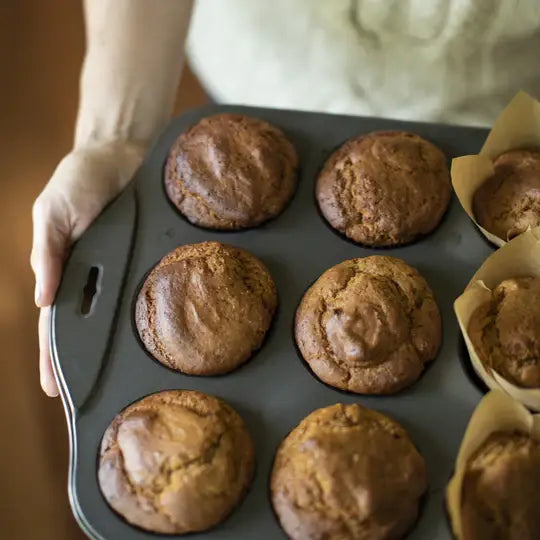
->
[51, 105, 493, 539]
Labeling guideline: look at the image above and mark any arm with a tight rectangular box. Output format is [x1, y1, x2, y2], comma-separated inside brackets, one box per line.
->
[31, 0, 193, 396]
[75, 0, 192, 153]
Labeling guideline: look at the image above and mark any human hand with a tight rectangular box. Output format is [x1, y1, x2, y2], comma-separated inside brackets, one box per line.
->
[31, 142, 144, 396]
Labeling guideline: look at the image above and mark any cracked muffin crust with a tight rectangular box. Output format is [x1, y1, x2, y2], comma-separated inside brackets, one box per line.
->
[295, 255, 441, 394]
[98, 390, 254, 534]
[135, 241, 277, 375]
[271, 403, 427, 540]
[461, 431, 540, 540]
[468, 277, 540, 388]
[316, 131, 451, 246]
[473, 149, 540, 241]
[164, 113, 298, 229]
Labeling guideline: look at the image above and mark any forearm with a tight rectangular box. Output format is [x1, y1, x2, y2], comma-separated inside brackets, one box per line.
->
[74, 0, 193, 153]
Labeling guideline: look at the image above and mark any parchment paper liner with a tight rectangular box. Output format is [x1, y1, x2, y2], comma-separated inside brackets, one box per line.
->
[446, 390, 540, 539]
[451, 91, 540, 247]
[454, 227, 540, 410]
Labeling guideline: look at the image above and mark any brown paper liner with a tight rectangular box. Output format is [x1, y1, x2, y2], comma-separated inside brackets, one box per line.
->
[451, 91, 540, 246]
[446, 390, 540, 539]
[454, 227, 540, 410]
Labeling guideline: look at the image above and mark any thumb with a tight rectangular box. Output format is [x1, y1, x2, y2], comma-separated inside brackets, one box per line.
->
[31, 197, 69, 307]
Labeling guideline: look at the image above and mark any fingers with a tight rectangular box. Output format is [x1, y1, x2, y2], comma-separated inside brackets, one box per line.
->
[39, 307, 59, 397]
[31, 197, 68, 307]
[32, 195, 65, 397]
[31, 147, 142, 398]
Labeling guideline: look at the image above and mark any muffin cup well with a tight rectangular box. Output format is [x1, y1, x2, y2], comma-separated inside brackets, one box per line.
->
[451, 91, 540, 247]
[454, 227, 540, 410]
[446, 390, 540, 539]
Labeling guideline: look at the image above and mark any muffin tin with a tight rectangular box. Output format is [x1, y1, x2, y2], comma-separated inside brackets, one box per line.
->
[51, 105, 493, 540]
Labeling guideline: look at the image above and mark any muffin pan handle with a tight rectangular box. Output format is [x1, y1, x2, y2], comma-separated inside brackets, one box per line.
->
[50, 186, 137, 412]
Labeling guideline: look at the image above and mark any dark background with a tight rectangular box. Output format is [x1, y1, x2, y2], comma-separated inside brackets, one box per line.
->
[0, 2, 206, 537]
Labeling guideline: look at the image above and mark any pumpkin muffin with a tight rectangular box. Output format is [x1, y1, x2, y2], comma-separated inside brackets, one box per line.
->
[468, 276, 540, 388]
[135, 241, 277, 375]
[295, 255, 441, 394]
[271, 403, 427, 540]
[98, 390, 254, 534]
[461, 431, 540, 540]
[165, 113, 298, 229]
[316, 131, 450, 246]
[473, 149, 540, 241]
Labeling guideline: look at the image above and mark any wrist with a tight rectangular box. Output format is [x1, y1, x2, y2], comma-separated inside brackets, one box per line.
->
[71, 139, 146, 181]
[42, 142, 146, 210]
[40, 141, 146, 240]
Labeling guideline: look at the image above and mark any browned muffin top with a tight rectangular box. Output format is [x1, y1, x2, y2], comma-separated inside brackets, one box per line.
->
[468, 277, 540, 388]
[165, 113, 298, 229]
[98, 390, 254, 534]
[461, 431, 540, 540]
[316, 131, 451, 246]
[295, 255, 441, 394]
[135, 241, 277, 375]
[271, 403, 427, 540]
[473, 149, 540, 240]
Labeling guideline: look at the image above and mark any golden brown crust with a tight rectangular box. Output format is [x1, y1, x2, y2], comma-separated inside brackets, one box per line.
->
[473, 149, 540, 240]
[461, 431, 540, 540]
[98, 390, 254, 534]
[295, 255, 441, 394]
[135, 241, 277, 375]
[164, 113, 298, 229]
[271, 403, 427, 540]
[316, 131, 451, 246]
[468, 277, 540, 388]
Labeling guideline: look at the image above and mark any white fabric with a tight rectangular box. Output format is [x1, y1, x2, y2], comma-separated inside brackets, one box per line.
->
[187, 0, 540, 126]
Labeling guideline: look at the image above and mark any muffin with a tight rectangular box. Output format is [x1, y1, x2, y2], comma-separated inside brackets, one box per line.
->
[316, 131, 451, 246]
[473, 149, 540, 240]
[461, 431, 540, 540]
[468, 276, 540, 388]
[295, 255, 441, 394]
[98, 390, 254, 534]
[271, 403, 427, 540]
[135, 241, 277, 375]
[165, 113, 298, 229]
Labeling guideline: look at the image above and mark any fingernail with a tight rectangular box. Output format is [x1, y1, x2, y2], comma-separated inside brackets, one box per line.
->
[35, 283, 41, 306]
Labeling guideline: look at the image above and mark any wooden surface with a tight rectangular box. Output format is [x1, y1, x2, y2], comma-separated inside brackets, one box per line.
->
[0, 1, 206, 538]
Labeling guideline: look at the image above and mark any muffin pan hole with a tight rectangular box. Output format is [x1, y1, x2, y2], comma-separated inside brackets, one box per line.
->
[80, 265, 101, 316]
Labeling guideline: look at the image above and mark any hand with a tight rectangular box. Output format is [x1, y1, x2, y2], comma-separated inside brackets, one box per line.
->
[31, 142, 144, 396]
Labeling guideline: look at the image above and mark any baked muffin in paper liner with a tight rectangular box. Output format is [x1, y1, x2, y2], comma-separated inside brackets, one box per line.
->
[454, 227, 540, 410]
[446, 390, 540, 539]
[452, 91, 540, 247]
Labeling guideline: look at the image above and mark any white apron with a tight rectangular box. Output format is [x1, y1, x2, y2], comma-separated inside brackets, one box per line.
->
[187, 0, 540, 126]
